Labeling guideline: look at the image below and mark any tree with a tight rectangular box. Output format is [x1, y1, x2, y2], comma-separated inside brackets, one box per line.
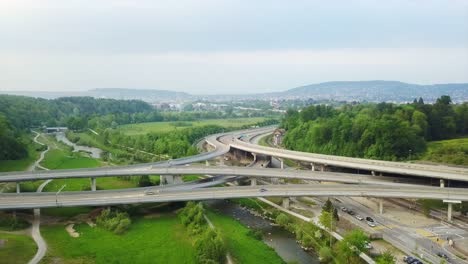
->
[138, 175, 152, 187]
[336, 229, 368, 263]
[275, 213, 290, 227]
[194, 229, 226, 264]
[318, 246, 333, 263]
[319, 211, 336, 231]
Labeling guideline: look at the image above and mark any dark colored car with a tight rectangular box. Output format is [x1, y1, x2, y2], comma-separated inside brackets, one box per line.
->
[366, 216, 374, 222]
[437, 252, 449, 260]
[347, 210, 356, 215]
[259, 188, 267, 192]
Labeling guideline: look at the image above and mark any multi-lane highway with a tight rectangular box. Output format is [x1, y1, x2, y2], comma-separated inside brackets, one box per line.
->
[0, 165, 425, 187]
[230, 132, 468, 181]
[1, 184, 467, 210]
[1, 126, 467, 210]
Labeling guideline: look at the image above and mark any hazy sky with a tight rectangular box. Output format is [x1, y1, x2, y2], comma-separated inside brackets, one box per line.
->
[1, 0, 467, 94]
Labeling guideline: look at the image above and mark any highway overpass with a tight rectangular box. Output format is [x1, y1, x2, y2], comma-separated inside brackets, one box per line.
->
[0, 165, 430, 187]
[1, 184, 467, 210]
[230, 133, 468, 182]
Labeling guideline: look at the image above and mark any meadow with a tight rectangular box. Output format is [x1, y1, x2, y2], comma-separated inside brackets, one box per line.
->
[41, 214, 197, 264]
[207, 210, 284, 264]
[119, 117, 269, 135]
[420, 137, 468, 165]
[0, 232, 37, 264]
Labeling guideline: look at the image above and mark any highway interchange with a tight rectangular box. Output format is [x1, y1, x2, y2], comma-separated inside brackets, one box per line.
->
[1, 126, 468, 263]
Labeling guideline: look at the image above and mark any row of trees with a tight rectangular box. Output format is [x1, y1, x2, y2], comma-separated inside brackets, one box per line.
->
[178, 202, 226, 264]
[282, 96, 467, 160]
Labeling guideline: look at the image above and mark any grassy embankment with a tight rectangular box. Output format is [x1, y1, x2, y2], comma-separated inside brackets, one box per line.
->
[419, 137, 468, 166]
[119, 117, 269, 136]
[41, 215, 197, 264]
[206, 210, 284, 264]
[0, 233, 37, 264]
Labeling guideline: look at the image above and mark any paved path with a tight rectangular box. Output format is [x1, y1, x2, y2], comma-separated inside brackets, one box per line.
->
[28, 131, 51, 264]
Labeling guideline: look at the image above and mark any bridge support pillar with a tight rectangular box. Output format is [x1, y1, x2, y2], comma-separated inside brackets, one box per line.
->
[379, 200, 384, 215]
[448, 203, 453, 222]
[252, 153, 257, 162]
[310, 163, 315, 171]
[174, 175, 183, 184]
[16, 182, 20, 193]
[205, 160, 209, 166]
[91, 177, 96, 191]
[321, 165, 326, 172]
[282, 197, 290, 209]
[160, 175, 175, 185]
[278, 158, 284, 169]
[371, 171, 376, 176]
[250, 178, 257, 186]
[440, 179, 445, 188]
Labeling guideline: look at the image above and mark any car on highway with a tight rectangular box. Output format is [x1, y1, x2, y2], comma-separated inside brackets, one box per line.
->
[403, 256, 423, 264]
[437, 252, 449, 260]
[259, 188, 267, 192]
[144, 189, 160, 195]
[341, 207, 348, 212]
[355, 215, 363, 221]
[366, 216, 374, 222]
[367, 221, 376, 227]
[347, 210, 355, 215]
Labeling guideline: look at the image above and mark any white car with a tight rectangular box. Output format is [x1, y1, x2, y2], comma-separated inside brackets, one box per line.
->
[355, 215, 364, 221]
[367, 221, 376, 227]
[144, 189, 160, 195]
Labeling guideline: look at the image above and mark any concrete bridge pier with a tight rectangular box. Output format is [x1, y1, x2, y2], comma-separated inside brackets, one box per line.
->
[282, 197, 290, 209]
[205, 160, 210, 166]
[379, 199, 384, 215]
[278, 158, 284, 169]
[91, 177, 96, 191]
[252, 153, 257, 162]
[371, 171, 376, 176]
[16, 182, 20, 193]
[448, 203, 453, 222]
[310, 163, 315, 171]
[174, 175, 183, 184]
[440, 179, 445, 188]
[250, 178, 257, 186]
[320, 164, 327, 172]
[160, 175, 175, 185]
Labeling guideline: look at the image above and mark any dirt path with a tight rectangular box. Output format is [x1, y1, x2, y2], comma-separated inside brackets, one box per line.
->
[28, 131, 51, 264]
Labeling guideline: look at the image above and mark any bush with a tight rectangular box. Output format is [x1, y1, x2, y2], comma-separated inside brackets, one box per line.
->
[0, 214, 29, 231]
[96, 208, 131, 234]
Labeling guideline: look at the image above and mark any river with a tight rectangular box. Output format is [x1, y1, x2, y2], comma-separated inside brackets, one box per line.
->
[206, 200, 320, 264]
[55, 132, 102, 159]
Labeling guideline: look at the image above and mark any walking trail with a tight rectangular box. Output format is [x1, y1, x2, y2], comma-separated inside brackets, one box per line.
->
[28, 131, 51, 264]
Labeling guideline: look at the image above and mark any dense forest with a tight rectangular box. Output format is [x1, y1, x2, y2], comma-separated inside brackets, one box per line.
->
[0, 94, 278, 162]
[282, 96, 467, 160]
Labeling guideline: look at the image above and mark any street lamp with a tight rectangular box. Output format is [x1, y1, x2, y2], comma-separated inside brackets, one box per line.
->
[56, 184, 66, 205]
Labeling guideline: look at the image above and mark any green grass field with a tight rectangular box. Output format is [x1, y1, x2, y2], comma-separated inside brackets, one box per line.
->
[421, 137, 468, 165]
[119, 117, 268, 135]
[41, 149, 101, 170]
[41, 214, 197, 264]
[0, 232, 37, 264]
[207, 210, 284, 264]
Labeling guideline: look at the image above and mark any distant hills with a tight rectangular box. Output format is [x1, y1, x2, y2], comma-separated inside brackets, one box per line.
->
[1, 81, 467, 103]
[269, 81, 468, 103]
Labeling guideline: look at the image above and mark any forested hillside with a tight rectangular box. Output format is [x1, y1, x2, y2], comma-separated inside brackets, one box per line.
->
[282, 96, 467, 160]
